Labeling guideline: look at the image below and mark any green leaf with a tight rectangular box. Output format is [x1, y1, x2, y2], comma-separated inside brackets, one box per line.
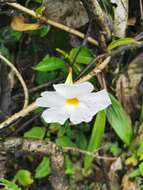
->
[0, 178, 21, 190]
[128, 169, 141, 178]
[57, 125, 67, 137]
[35, 71, 57, 85]
[69, 47, 93, 64]
[39, 25, 50, 37]
[36, 6, 46, 15]
[107, 142, 121, 156]
[108, 38, 139, 51]
[15, 170, 33, 186]
[0, 26, 22, 43]
[31, 25, 50, 37]
[76, 131, 87, 149]
[35, 0, 43, 3]
[49, 123, 61, 133]
[84, 110, 106, 171]
[35, 156, 51, 178]
[139, 162, 143, 176]
[56, 136, 76, 147]
[65, 155, 75, 175]
[107, 95, 133, 146]
[34, 55, 65, 72]
[24, 127, 46, 140]
[0, 44, 10, 58]
[137, 142, 143, 157]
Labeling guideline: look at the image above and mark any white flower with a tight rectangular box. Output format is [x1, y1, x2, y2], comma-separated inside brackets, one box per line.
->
[36, 82, 111, 125]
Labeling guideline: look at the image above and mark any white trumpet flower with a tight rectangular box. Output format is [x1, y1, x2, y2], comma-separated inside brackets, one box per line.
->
[36, 82, 111, 125]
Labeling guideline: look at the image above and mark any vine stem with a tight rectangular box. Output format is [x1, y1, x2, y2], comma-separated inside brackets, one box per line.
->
[0, 54, 29, 109]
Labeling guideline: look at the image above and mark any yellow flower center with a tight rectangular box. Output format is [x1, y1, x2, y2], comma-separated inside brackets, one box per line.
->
[66, 98, 79, 106]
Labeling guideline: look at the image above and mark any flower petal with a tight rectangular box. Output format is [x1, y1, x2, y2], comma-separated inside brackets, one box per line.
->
[53, 82, 94, 98]
[42, 107, 69, 124]
[80, 89, 111, 114]
[36, 91, 65, 108]
[69, 103, 93, 124]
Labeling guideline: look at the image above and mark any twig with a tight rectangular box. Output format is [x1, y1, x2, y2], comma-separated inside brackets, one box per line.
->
[77, 54, 107, 79]
[0, 102, 37, 129]
[13, 77, 63, 99]
[11, 113, 40, 135]
[77, 56, 111, 83]
[0, 54, 29, 108]
[64, 146, 116, 161]
[7, 2, 98, 46]
[0, 138, 116, 161]
[71, 21, 92, 66]
[78, 41, 143, 80]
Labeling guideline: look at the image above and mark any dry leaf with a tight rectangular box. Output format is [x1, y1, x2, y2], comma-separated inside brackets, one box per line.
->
[116, 53, 143, 117]
[125, 156, 138, 166]
[128, 17, 136, 26]
[116, 74, 134, 116]
[11, 16, 40, 31]
[43, 0, 89, 28]
[122, 175, 137, 190]
[108, 157, 122, 190]
[109, 157, 122, 179]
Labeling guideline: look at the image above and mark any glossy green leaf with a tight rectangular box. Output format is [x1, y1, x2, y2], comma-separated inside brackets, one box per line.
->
[35, 156, 51, 178]
[34, 55, 65, 72]
[24, 127, 46, 139]
[108, 38, 138, 51]
[84, 110, 106, 171]
[15, 170, 33, 186]
[107, 95, 133, 146]
[56, 136, 76, 147]
[65, 155, 75, 175]
[0, 178, 21, 190]
[69, 47, 93, 64]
